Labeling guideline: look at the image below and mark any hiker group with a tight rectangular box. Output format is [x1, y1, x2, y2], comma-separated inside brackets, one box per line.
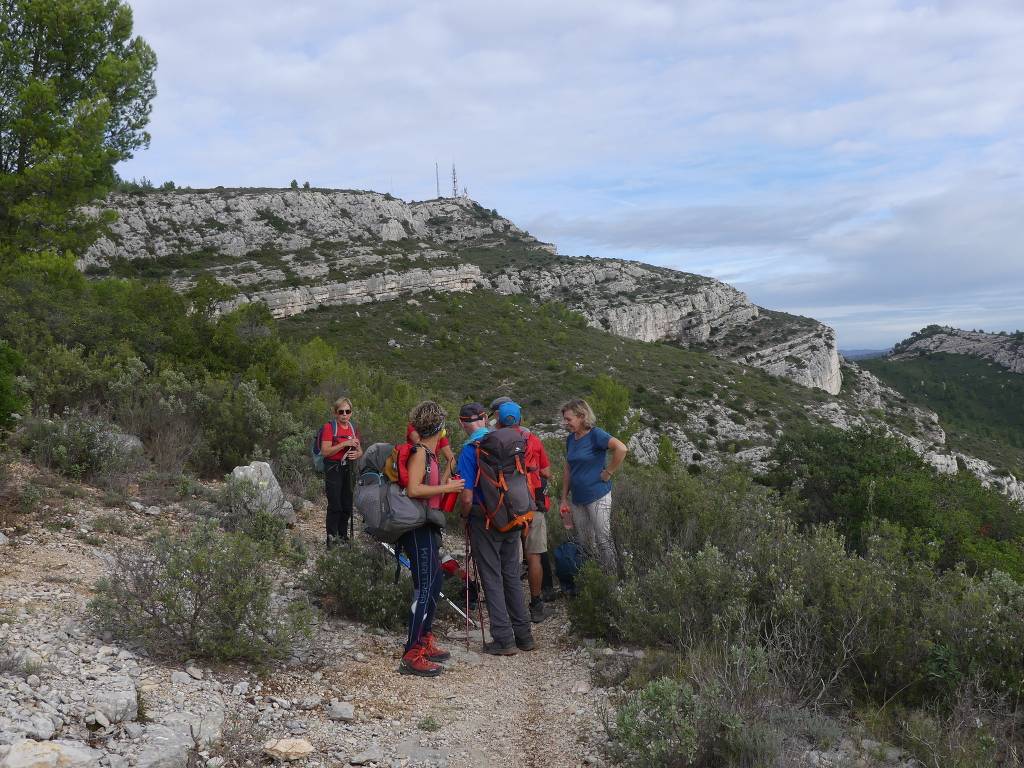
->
[315, 395, 627, 677]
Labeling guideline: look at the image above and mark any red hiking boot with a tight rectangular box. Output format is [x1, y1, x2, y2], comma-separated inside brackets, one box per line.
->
[399, 645, 442, 677]
[420, 632, 450, 662]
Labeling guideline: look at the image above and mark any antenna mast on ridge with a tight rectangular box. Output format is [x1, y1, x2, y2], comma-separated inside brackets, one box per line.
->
[435, 162, 440, 199]
[451, 164, 458, 198]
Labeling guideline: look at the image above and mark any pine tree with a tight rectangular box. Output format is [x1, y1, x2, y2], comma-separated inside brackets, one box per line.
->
[0, 0, 157, 257]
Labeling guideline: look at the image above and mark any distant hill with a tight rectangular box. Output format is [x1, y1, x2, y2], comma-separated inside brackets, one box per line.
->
[863, 347, 1024, 475]
[891, 325, 1024, 373]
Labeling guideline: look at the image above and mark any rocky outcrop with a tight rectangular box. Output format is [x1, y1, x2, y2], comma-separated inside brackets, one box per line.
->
[736, 326, 842, 395]
[217, 265, 481, 318]
[80, 191, 545, 269]
[891, 326, 1024, 374]
[489, 260, 760, 344]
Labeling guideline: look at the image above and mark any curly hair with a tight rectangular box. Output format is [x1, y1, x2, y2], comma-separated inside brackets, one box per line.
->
[409, 400, 447, 438]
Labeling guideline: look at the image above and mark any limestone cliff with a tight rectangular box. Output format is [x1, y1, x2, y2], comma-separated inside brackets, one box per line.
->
[82, 188, 840, 393]
[891, 326, 1024, 374]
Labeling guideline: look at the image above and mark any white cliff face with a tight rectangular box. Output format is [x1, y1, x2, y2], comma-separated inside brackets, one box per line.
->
[892, 327, 1024, 374]
[217, 265, 482, 317]
[737, 327, 843, 395]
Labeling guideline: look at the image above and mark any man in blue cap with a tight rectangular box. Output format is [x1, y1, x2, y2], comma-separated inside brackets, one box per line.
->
[458, 401, 535, 655]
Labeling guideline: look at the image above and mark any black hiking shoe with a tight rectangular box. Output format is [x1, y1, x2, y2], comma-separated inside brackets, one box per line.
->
[483, 639, 518, 656]
[529, 598, 547, 624]
[515, 634, 536, 652]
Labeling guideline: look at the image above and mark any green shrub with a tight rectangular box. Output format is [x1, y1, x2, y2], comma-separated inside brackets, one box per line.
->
[90, 522, 311, 661]
[304, 540, 409, 630]
[608, 674, 781, 768]
[20, 413, 145, 491]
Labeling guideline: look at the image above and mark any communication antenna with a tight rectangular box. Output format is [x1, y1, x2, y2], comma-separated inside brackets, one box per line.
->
[435, 162, 440, 199]
[451, 163, 458, 198]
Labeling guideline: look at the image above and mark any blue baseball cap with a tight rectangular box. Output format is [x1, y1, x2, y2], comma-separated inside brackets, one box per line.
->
[498, 401, 521, 426]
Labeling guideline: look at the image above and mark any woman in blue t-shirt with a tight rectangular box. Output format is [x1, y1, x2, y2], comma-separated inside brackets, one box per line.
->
[558, 398, 628, 571]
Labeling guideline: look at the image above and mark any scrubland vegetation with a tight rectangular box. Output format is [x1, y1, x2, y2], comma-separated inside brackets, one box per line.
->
[570, 428, 1024, 767]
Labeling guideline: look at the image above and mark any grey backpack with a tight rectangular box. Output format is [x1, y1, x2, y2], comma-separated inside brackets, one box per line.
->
[356, 442, 444, 543]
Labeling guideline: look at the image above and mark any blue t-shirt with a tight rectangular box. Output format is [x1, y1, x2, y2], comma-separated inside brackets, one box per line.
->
[566, 427, 612, 505]
[457, 427, 490, 506]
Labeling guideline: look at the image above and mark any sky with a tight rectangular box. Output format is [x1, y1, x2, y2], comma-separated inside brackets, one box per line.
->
[117, 0, 1024, 349]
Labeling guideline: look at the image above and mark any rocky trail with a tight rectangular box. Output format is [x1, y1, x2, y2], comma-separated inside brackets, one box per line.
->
[0, 470, 612, 768]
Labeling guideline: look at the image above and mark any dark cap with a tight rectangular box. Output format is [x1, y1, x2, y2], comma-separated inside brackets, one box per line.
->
[489, 396, 513, 412]
[459, 402, 486, 421]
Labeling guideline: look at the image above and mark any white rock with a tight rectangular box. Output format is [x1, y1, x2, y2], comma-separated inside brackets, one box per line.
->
[349, 743, 383, 765]
[88, 676, 137, 723]
[1, 738, 103, 767]
[262, 738, 314, 761]
[571, 681, 592, 694]
[0, 532, 8, 546]
[230, 681, 248, 697]
[144, 506, 161, 517]
[127, 502, 145, 513]
[228, 462, 295, 525]
[184, 666, 202, 681]
[326, 701, 355, 722]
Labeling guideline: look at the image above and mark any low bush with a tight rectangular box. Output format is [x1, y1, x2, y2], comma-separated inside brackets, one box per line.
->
[89, 522, 311, 661]
[18, 412, 145, 492]
[608, 672, 782, 768]
[304, 540, 408, 630]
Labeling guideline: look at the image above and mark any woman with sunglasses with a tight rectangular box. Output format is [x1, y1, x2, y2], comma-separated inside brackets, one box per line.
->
[321, 397, 363, 546]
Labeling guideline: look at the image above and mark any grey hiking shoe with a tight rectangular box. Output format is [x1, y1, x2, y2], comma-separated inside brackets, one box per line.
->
[529, 598, 547, 623]
[483, 639, 518, 656]
[515, 634, 536, 652]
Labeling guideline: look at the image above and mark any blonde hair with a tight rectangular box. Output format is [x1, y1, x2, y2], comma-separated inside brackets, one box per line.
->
[409, 400, 447, 438]
[560, 398, 596, 429]
[333, 397, 352, 410]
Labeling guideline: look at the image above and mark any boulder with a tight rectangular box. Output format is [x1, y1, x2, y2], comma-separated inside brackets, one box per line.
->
[0, 739, 103, 768]
[88, 675, 137, 723]
[229, 462, 295, 524]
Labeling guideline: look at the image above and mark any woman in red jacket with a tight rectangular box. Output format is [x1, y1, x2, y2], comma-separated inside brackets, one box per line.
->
[320, 397, 363, 546]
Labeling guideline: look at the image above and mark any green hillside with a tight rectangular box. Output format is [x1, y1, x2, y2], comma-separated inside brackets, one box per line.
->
[862, 352, 1024, 473]
[278, 290, 832, 442]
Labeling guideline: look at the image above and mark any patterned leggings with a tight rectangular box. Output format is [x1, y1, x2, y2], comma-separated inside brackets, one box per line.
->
[397, 526, 443, 653]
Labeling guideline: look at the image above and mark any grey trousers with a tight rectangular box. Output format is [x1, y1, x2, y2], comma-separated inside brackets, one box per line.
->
[468, 514, 530, 644]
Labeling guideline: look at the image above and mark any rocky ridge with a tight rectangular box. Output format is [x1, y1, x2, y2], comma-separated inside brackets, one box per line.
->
[82, 190, 841, 393]
[891, 326, 1024, 374]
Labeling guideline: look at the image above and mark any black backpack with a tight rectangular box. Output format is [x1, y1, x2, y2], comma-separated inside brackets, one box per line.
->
[474, 427, 534, 533]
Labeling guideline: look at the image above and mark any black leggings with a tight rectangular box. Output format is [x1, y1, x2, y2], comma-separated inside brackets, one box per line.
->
[324, 461, 354, 539]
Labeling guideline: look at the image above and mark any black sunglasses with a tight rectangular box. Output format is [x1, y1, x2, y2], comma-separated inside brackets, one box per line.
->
[336, 408, 351, 414]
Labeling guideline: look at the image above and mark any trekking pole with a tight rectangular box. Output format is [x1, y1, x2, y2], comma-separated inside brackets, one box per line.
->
[377, 541, 479, 628]
[471, 545, 486, 647]
[463, 522, 471, 651]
